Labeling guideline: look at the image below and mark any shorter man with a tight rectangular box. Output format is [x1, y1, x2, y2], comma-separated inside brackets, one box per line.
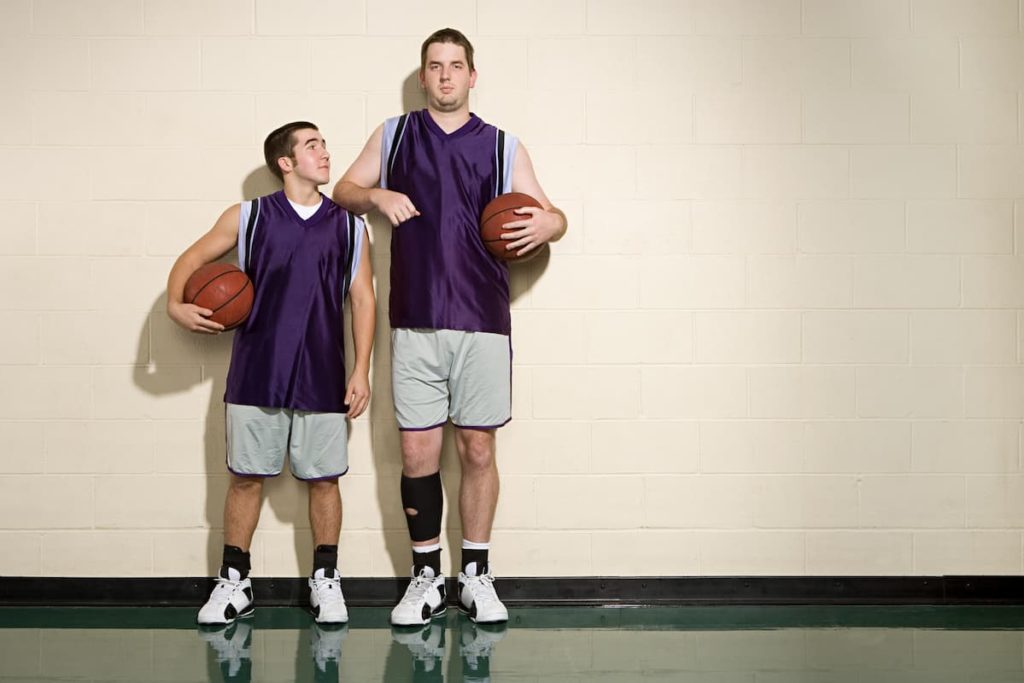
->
[167, 121, 375, 626]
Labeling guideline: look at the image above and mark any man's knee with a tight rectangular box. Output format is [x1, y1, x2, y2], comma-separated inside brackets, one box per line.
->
[401, 431, 442, 476]
[307, 478, 339, 499]
[229, 475, 264, 494]
[458, 431, 496, 471]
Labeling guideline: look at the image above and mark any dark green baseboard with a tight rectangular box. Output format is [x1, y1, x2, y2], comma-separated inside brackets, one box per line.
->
[2, 575, 1023, 608]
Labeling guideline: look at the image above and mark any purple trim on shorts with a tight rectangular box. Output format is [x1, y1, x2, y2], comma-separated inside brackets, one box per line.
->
[399, 421, 447, 432]
[226, 463, 280, 478]
[292, 466, 350, 482]
[452, 416, 512, 431]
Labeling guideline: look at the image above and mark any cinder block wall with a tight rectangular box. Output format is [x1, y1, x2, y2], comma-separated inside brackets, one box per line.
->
[1, 0, 1023, 578]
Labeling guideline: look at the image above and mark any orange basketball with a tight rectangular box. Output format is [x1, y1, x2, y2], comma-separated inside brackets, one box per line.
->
[480, 192, 547, 262]
[184, 263, 253, 330]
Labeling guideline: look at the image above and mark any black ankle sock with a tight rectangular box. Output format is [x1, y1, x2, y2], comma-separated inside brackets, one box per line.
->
[413, 548, 442, 577]
[221, 545, 251, 579]
[314, 544, 338, 575]
[461, 548, 489, 576]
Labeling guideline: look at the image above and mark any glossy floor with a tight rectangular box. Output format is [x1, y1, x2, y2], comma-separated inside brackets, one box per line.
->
[2, 605, 1024, 681]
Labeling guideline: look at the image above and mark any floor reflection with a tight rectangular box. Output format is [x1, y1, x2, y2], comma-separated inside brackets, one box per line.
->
[1, 606, 1023, 681]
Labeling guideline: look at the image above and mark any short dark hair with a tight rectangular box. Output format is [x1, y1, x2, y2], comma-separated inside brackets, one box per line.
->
[420, 28, 475, 72]
[263, 121, 319, 181]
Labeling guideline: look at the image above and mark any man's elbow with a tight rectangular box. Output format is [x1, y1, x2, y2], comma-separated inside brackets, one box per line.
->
[350, 288, 376, 311]
[331, 180, 350, 204]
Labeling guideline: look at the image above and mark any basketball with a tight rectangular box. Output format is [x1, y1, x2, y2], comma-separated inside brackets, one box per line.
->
[183, 263, 254, 330]
[480, 192, 546, 262]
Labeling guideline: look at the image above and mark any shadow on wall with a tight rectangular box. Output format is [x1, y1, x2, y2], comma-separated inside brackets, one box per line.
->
[134, 74, 554, 579]
[133, 168, 302, 578]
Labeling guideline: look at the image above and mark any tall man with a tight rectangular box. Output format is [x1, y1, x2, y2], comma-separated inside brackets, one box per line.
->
[168, 122, 375, 626]
[333, 29, 567, 626]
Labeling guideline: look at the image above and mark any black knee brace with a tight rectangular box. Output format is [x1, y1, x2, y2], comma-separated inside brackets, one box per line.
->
[401, 471, 443, 542]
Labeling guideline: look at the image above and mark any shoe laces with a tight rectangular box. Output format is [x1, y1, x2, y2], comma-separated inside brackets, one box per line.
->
[465, 572, 500, 606]
[312, 574, 345, 607]
[403, 569, 438, 602]
[210, 575, 243, 600]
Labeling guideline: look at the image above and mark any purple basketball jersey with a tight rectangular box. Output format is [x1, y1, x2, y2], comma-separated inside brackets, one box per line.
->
[224, 191, 365, 412]
[381, 110, 518, 335]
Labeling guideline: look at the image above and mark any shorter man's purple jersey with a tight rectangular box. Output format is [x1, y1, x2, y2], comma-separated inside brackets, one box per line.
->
[380, 110, 518, 335]
[224, 191, 365, 413]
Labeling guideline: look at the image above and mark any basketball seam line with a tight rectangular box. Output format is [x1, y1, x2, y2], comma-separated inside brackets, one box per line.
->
[480, 197, 539, 225]
[215, 279, 253, 329]
[187, 270, 241, 306]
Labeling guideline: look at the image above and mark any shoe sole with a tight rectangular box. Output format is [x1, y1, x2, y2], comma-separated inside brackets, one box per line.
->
[470, 617, 509, 624]
[390, 605, 447, 627]
[197, 606, 255, 627]
[310, 597, 348, 624]
[311, 609, 350, 625]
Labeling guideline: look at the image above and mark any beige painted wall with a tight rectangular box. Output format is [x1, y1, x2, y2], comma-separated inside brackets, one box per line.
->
[1, 0, 1024, 578]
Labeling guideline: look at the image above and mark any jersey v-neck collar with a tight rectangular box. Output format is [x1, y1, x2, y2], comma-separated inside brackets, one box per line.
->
[421, 109, 481, 140]
[276, 190, 328, 227]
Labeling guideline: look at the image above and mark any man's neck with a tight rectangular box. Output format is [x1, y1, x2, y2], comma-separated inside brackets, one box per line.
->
[282, 182, 321, 206]
[427, 106, 471, 134]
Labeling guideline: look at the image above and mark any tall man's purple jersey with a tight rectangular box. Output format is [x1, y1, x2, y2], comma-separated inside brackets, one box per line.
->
[381, 110, 517, 335]
[224, 191, 365, 413]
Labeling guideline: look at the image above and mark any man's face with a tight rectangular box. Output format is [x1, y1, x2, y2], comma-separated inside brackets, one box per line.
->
[284, 129, 330, 185]
[419, 41, 476, 113]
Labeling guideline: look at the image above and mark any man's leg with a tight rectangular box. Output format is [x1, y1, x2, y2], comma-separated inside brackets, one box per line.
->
[445, 330, 510, 623]
[223, 474, 264, 555]
[307, 478, 348, 624]
[454, 428, 499, 554]
[452, 429, 508, 624]
[401, 428, 445, 576]
[198, 474, 262, 626]
[402, 427, 445, 553]
[390, 427, 448, 627]
[199, 404, 288, 627]
[308, 479, 342, 549]
[390, 329, 452, 626]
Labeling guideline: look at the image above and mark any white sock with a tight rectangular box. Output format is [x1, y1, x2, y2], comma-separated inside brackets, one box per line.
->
[413, 542, 442, 554]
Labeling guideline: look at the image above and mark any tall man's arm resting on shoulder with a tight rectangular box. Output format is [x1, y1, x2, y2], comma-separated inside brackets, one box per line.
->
[344, 231, 375, 419]
[332, 124, 420, 227]
[499, 143, 568, 257]
[165, 204, 241, 334]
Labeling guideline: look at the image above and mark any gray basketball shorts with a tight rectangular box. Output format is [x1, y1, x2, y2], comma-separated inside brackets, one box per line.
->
[225, 403, 349, 480]
[391, 328, 512, 431]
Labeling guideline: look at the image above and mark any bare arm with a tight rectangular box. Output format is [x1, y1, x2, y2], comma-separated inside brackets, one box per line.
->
[332, 124, 383, 214]
[344, 231, 375, 419]
[332, 123, 420, 226]
[166, 204, 241, 333]
[502, 142, 568, 256]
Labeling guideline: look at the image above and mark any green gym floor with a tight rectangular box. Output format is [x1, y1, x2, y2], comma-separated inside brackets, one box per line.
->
[3, 605, 1024, 681]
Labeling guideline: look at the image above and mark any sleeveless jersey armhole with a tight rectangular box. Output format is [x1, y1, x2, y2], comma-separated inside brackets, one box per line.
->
[341, 213, 366, 299]
[380, 114, 409, 190]
[495, 130, 519, 197]
[238, 197, 259, 273]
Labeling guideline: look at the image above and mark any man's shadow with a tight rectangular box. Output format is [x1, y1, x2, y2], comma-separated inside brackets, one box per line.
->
[370, 72, 552, 583]
[135, 166, 305, 579]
